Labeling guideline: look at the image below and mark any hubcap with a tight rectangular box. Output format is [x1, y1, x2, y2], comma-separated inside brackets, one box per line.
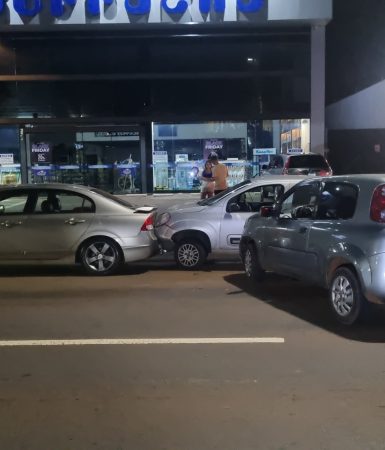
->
[244, 249, 252, 277]
[85, 242, 116, 272]
[331, 275, 354, 316]
[178, 243, 200, 267]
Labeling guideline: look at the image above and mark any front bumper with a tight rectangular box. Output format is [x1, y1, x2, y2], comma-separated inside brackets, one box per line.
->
[154, 226, 175, 252]
[121, 232, 160, 262]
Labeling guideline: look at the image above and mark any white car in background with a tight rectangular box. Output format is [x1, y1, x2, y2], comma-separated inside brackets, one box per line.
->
[155, 176, 304, 269]
[261, 152, 332, 176]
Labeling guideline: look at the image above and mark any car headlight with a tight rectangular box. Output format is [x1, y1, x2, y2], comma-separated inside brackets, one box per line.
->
[156, 212, 171, 226]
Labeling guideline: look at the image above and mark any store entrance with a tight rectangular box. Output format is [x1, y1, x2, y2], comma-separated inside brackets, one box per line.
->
[25, 126, 143, 193]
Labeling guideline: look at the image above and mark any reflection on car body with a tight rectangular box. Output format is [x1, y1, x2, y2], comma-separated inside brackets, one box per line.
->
[0, 183, 158, 275]
[154, 176, 304, 270]
[241, 174, 385, 325]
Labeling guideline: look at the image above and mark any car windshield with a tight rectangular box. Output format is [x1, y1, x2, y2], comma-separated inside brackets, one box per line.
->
[289, 155, 329, 169]
[197, 180, 252, 206]
[90, 187, 136, 210]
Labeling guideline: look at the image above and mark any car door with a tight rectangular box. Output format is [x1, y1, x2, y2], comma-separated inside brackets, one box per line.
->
[219, 183, 284, 251]
[0, 189, 31, 260]
[22, 189, 95, 260]
[307, 180, 359, 283]
[263, 181, 321, 280]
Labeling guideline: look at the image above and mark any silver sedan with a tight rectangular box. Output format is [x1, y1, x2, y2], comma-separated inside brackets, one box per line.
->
[0, 183, 158, 275]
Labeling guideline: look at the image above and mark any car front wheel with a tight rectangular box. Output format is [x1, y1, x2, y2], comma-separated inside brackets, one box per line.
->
[243, 243, 264, 282]
[329, 267, 367, 325]
[80, 238, 121, 275]
[175, 240, 207, 270]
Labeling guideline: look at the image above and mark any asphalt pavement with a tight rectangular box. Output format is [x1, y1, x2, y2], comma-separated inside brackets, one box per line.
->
[1, 262, 385, 450]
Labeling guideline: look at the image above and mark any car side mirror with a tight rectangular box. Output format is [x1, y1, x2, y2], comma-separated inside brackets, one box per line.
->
[0, 205, 4, 215]
[228, 203, 241, 213]
[260, 206, 274, 218]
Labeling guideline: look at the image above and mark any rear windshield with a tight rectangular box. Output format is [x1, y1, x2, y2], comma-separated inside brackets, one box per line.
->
[90, 188, 135, 210]
[288, 155, 329, 169]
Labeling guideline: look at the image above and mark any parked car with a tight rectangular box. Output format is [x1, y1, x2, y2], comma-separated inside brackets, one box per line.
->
[155, 176, 304, 269]
[261, 152, 332, 176]
[0, 184, 158, 275]
[240, 174, 385, 325]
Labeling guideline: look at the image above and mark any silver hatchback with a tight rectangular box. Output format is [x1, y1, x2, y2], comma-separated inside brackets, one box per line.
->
[155, 176, 303, 269]
[0, 184, 158, 275]
[241, 174, 385, 325]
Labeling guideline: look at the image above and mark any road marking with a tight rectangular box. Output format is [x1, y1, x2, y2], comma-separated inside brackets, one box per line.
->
[0, 337, 284, 347]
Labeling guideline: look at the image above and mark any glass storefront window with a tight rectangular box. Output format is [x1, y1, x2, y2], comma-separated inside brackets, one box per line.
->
[280, 119, 310, 154]
[152, 120, 311, 191]
[25, 129, 142, 193]
[0, 127, 21, 185]
[152, 122, 250, 192]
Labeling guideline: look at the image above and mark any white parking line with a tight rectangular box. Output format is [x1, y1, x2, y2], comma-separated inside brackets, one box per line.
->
[0, 337, 285, 347]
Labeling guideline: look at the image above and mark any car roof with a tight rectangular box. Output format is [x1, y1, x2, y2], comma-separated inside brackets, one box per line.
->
[0, 183, 93, 192]
[301, 174, 385, 184]
[253, 175, 307, 184]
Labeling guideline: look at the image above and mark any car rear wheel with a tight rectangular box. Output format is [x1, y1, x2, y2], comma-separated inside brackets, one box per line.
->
[243, 243, 264, 282]
[175, 240, 207, 270]
[80, 238, 121, 276]
[329, 267, 366, 325]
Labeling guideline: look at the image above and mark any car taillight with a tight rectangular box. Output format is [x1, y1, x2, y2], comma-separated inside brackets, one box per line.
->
[282, 156, 291, 174]
[370, 184, 385, 223]
[141, 213, 154, 231]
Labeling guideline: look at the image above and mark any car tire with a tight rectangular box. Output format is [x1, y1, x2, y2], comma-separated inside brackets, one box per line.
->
[329, 267, 367, 325]
[243, 243, 264, 282]
[175, 240, 207, 270]
[80, 238, 121, 276]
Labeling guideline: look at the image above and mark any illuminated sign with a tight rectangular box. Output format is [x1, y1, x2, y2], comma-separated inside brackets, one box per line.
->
[0, 0, 266, 25]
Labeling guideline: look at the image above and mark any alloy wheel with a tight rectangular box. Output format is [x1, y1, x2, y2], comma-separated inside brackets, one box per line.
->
[244, 248, 253, 277]
[84, 241, 117, 273]
[331, 275, 354, 317]
[177, 243, 200, 268]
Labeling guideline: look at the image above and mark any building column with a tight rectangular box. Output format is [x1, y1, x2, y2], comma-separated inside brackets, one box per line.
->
[311, 25, 326, 155]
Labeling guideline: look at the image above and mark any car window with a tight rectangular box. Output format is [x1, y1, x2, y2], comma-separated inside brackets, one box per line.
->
[0, 190, 29, 215]
[227, 184, 284, 213]
[316, 182, 358, 220]
[34, 190, 95, 214]
[288, 155, 329, 169]
[280, 182, 320, 219]
[198, 180, 251, 206]
[90, 188, 135, 210]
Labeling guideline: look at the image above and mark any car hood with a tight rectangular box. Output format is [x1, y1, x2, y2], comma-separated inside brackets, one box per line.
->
[166, 201, 207, 214]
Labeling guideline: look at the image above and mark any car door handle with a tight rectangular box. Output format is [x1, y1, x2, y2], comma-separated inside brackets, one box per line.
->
[65, 218, 86, 225]
[0, 220, 23, 228]
[299, 226, 308, 234]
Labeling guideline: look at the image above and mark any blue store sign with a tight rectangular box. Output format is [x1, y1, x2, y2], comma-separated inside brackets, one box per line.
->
[0, 0, 267, 25]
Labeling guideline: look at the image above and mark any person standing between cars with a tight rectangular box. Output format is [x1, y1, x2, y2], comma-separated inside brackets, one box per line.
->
[209, 152, 228, 195]
[200, 160, 215, 199]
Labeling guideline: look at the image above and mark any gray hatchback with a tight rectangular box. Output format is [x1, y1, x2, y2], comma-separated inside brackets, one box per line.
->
[240, 174, 385, 325]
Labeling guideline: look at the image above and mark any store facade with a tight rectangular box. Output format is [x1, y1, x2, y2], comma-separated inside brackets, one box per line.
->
[0, 0, 332, 193]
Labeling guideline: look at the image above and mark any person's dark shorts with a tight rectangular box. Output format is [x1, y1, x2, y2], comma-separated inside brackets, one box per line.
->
[214, 190, 225, 195]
